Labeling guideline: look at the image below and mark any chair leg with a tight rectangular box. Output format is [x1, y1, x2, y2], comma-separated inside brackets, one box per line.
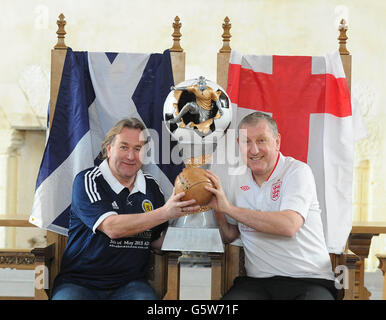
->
[163, 252, 181, 300]
[208, 253, 223, 300]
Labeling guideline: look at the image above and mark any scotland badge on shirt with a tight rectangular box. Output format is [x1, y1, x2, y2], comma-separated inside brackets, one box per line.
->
[142, 199, 153, 213]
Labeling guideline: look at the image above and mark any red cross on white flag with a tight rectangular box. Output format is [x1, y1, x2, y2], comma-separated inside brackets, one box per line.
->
[227, 50, 354, 253]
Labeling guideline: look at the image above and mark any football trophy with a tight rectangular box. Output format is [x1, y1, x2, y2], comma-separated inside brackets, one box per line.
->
[161, 76, 232, 253]
[174, 167, 214, 207]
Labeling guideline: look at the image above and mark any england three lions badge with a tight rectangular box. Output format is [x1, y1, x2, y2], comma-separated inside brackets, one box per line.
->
[271, 179, 281, 201]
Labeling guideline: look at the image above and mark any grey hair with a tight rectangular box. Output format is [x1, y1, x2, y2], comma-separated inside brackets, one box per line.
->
[238, 111, 278, 137]
[100, 117, 147, 160]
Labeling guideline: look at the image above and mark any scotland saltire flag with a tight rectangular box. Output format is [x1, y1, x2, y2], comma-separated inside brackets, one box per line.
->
[30, 48, 181, 235]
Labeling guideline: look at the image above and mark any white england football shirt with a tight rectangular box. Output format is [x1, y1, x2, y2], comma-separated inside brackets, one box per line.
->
[223, 153, 334, 280]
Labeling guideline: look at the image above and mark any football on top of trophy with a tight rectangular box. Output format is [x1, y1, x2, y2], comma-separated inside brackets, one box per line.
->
[174, 167, 214, 207]
[163, 76, 232, 145]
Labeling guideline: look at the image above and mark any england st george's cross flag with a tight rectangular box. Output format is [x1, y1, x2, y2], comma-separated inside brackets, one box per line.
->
[30, 48, 182, 235]
[227, 50, 363, 253]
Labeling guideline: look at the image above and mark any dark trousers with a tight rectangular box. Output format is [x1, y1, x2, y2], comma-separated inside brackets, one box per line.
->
[222, 276, 337, 300]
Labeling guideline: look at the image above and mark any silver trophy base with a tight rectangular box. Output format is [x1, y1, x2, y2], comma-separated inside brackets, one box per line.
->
[161, 227, 224, 253]
[161, 208, 225, 253]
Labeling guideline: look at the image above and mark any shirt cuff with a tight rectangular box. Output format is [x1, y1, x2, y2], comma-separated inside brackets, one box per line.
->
[92, 211, 118, 234]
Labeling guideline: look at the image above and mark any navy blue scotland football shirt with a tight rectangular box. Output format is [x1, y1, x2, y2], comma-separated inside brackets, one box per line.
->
[54, 159, 167, 290]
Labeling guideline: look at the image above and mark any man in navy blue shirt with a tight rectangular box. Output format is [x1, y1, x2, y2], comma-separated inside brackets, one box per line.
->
[52, 118, 199, 300]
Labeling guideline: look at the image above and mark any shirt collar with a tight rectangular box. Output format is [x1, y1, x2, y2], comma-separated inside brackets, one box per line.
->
[99, 159, 146, 195]
[248, 152, 284, 186]
[265, 152, 283, 182]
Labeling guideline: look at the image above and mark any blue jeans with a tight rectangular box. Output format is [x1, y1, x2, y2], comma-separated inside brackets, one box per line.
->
[52, 280, 158, 300]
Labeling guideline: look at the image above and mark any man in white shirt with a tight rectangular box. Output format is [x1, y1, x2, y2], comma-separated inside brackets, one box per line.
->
[206, 111, 337, 300]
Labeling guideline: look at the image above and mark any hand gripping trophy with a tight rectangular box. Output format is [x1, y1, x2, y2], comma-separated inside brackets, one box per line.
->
[162, 76, 232, 253]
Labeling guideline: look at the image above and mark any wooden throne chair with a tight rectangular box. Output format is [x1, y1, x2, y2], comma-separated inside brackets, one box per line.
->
[0, 14, 186, 300]
[215, 16, 360, 300]
[145, 17, 362, 301]
[46, 14, 187, 300]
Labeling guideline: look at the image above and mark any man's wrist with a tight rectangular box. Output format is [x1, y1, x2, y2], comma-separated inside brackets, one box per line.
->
[223, 202, 233, 215]
[154, 206, 168, 222]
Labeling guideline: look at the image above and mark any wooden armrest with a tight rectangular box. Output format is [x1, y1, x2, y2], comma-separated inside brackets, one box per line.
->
[343, 249, 360, 266]
[31, 243, 56, 262]
[0, 244, 55, 263]
[0, 249, 36, 268]
[0, 248, 32, 254]
[330, 250, 360, 300]
[330, 250, 360, 270]
[0, 243, 55, 276]
[339, 249, 360, 267]
[150, 248, 165, 256]
[0, 216, 35, 228]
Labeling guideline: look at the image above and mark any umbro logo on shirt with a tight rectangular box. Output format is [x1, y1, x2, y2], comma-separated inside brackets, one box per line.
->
[240, 185, 250, 191]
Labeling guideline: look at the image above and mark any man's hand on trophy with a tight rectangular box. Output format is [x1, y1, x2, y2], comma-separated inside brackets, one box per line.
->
[204, 170, 232, 214]
[163, 191, 200, 219]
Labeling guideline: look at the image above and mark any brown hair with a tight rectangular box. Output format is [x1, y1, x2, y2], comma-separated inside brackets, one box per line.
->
[238, 111, 278, 137]
[100, 117, 146, 160]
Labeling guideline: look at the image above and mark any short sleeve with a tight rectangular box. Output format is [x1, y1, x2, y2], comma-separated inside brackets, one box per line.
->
[71, 171, 117, 232]
[279, 164, 317, 220]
